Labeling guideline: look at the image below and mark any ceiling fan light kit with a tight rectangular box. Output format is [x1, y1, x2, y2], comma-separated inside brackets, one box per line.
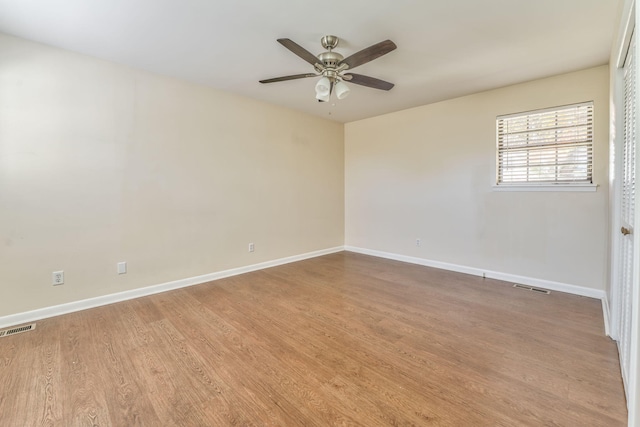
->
[260, 35, 396, 103]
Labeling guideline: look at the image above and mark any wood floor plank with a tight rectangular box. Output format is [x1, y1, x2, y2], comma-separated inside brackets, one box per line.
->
[0, 252, 627, 425]
[87, 307, 164, 426]
[27, 319, 63, 427]
[0, 335, 23, 425]
[58, 312, 112, 426]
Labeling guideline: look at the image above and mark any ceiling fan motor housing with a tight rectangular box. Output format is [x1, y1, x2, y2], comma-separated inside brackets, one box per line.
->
[318, 51, 344, 68]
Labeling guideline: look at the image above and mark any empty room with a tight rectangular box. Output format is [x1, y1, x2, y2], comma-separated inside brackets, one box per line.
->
[1, 0, 639, 426]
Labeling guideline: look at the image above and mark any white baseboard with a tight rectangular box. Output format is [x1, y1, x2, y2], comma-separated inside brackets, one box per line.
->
[344, 246, 607, 300]
[2, 245, 608, 330]
[0, 246, 344, 329]
[602, 295, 612, 337]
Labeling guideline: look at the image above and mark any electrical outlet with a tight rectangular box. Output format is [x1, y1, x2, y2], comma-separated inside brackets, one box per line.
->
[416, 239, 421, 247]
[117, 262, 127, 274]
[52, 271, 64, 286]
[248, 243, 255, 253]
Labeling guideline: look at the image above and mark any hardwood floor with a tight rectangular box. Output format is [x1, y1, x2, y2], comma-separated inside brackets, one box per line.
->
[0, 252, 627, 426]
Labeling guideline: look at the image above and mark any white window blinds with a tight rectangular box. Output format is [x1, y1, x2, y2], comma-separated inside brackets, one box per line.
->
[496, 102, 593, 184]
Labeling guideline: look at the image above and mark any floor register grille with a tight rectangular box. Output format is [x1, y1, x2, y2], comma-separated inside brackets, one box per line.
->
[0, 323, 36, 338]
[513, 284, 551, 294]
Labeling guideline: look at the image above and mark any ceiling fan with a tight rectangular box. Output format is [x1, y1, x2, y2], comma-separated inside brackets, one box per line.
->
[259, 35, 397, 102]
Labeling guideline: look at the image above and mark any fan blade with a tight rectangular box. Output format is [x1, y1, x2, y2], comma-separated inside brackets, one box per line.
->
[259, 73, 317, 84]
[343, 73, 394, 91]
[339, 40, 397, 70]
[277, 38, 322, 67]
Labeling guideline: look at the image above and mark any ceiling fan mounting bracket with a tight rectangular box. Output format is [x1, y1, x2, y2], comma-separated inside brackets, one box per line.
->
[320, 35, 339, 50]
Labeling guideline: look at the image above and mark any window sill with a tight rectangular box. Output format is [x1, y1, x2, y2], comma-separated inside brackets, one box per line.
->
[492, 184, 598, 192]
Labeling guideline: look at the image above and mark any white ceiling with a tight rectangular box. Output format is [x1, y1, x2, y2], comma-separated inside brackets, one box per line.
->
[0, 0, 622, 123]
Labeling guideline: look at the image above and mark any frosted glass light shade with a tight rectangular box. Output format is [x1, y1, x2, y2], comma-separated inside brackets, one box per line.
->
[335, 81, 350, 99]
[315, 76, 331, 97]
[316, 91, 330, 102]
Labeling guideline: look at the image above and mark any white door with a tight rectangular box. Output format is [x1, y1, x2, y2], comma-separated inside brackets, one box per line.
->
[616, 30, 636, 399]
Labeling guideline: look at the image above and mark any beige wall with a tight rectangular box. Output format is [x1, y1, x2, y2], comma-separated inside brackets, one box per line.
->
[0, 34, 344, 317]
[345, 66, 610, 291]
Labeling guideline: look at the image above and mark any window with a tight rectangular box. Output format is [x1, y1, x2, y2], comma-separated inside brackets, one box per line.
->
[496, 102, 593, 186]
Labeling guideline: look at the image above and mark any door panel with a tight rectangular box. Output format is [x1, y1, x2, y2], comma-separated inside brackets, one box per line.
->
[618, 30, 636, 398]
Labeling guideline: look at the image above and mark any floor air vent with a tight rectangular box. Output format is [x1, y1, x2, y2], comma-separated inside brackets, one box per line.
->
[0, 323, 36, 338]
[513, 284, 550, 294]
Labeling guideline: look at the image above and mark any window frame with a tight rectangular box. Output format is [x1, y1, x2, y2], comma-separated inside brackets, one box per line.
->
[494, 101, 597, 192]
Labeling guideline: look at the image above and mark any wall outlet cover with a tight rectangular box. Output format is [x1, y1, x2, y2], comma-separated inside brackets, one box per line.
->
[52, 271, 64, 286]
[117, 262, 127, 274]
